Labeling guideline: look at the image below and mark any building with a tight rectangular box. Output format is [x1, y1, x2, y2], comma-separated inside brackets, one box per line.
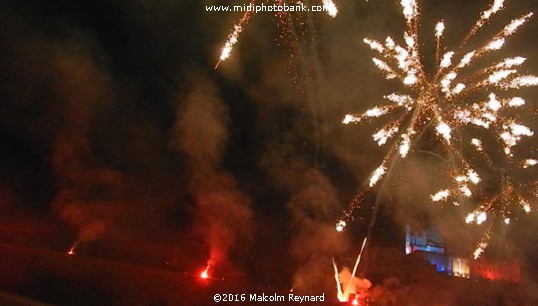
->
[405, 225, 445, 255]
[404, 225, 516, 281]
[447, 256, 471, 278]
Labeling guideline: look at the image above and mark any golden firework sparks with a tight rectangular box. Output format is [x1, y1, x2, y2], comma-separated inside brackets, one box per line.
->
[337, 0, 536, 256]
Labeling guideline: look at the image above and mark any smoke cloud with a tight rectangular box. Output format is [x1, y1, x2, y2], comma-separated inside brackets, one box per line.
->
[172, 73, 252, 271]
[262, 151, 347, 292]
[46, 38, 121, 249]
[286, 167, 349, 292]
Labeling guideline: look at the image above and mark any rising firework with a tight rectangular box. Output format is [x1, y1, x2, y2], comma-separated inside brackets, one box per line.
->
[214, 0, 338, 68]
[214, 2, 254, 69]
[338, 0, 537, 257]
[333, 238, 368, 302]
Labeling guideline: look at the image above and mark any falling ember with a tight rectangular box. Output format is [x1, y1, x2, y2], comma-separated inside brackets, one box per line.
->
[339, 0, 537, 254]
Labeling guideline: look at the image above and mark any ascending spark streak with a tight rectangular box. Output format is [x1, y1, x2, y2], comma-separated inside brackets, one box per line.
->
[215, 0, 338, 68]
[350, 238, 368, 281]
[473, 224, 493, 259]
[215, 7, 252, 69]
[435, 21, 445, 63]
[332, 258, 344, 301]
[333, 237, 368, 302]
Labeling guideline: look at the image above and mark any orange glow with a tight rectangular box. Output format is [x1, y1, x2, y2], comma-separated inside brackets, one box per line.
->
[337, 293, 348, 302]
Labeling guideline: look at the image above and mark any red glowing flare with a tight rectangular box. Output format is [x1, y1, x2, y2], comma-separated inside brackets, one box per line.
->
[200, 266, 210, 279]
[352, 299, 359, 306]
[67, 246, 76, 255]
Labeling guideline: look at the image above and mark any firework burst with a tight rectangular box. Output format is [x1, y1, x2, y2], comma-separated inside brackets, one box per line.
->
[338, 0, 537, 257]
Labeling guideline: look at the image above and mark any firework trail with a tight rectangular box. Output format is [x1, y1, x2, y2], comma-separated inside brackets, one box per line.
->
[215, 2, 254, 69]
[333, 238, 368, 302]
[338, 0, 537, 257]
[215, 1, 341, 167]
[350, 237, 367, 283]
[332, 257, 344, 300]
[472, 223, 493, 259]
[214, 0, 338, 68]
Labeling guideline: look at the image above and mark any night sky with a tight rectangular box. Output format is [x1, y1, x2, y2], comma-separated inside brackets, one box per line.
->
[0, 0, 537, 298]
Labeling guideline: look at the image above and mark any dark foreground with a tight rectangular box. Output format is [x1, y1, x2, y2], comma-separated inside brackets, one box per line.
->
[0, 244, 335, 306]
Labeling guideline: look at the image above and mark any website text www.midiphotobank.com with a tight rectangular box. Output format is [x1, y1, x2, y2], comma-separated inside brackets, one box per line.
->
[206, 2, 336, 14]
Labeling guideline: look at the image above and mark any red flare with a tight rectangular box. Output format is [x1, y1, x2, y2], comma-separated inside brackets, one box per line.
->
[200, 265, 210, 279]
[67, 243, 78, 255]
